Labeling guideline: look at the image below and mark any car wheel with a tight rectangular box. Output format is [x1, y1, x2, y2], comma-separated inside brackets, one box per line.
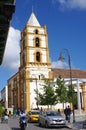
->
[29, 118, 31, 123]
[39, 122, 42, 127]
[45, 121, 48, 128]
[30, 118, 32, 123]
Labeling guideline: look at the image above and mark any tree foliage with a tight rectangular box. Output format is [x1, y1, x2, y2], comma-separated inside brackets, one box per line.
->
[34, 75, 57, 108]
[55, 76, 68, 103]
[67, 84, 76, 107]
[0, 104, 4, 117]
[34, 75, 76, 109]
[67, 84, 73, 103]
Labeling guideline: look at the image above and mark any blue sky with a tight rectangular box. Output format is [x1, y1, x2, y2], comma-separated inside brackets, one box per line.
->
[0, 0, 86, 89]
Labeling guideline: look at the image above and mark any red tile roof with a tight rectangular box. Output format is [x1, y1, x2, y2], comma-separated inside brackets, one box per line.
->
[52, 68, 86, 79]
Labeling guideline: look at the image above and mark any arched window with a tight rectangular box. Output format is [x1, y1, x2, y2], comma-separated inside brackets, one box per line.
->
[36, 52, 40, 62]
[35, 37, 40, 47]
[35, 29, 38, 34]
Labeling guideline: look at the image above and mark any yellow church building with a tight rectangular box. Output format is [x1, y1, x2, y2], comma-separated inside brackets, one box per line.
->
[8, 12, 86, 113]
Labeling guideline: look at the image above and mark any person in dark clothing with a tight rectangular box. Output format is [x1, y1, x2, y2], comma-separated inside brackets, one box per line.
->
[3, 109, 8, 123]
[67, 105, 71, 122]
[58, 109, 61, 114]
[64, 105, 71, 122]
[4, 109, 7, 115]
[64, 107, 68, 120]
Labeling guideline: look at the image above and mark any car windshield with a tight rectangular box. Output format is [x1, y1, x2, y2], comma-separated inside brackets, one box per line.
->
[31, 111, 40, 115]
[46, 111, 61, 116]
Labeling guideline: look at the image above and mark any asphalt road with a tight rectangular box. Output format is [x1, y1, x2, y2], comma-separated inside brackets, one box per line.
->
[8, 117, 70, 130]
[27, 123, 70, 130]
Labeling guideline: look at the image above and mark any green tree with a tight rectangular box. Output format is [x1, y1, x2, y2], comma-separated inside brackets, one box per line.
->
[73, 93, 78, 109]
[67, 84, 73, 103]
[0, 103, 4, 117]
[55, 76, 68, 108]
[35, 76, 57, 109]
[67, 84, 75, 102]
[67, 84, 76, 108]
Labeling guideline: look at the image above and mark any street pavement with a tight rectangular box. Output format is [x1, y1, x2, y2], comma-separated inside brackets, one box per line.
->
[0, 123, 11, 130]
[0, 113, 86, 130]
[66, 112, 86, 129]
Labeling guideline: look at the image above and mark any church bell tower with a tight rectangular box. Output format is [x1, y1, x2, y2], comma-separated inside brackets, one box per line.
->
[19, 12, 53, 111]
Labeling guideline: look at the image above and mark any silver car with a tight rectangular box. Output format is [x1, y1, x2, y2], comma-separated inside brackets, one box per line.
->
[39, 110, 66, 128]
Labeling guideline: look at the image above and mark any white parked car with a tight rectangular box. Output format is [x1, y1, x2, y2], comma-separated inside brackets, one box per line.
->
[39, 110, 66, 128]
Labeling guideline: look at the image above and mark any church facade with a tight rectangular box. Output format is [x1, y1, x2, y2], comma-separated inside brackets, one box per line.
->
[8, 12, 53, 112]
[8, 12, 86, 113]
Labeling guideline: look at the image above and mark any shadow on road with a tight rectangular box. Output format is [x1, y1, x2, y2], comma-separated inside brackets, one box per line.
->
[11, 128, 20, 130]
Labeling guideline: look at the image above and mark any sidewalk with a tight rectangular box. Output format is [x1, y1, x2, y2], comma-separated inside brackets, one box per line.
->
[0, 116, 19, 130]
[66, 113, 86, 130]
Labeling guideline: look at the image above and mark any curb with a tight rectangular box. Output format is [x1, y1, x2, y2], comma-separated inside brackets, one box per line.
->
[66, 123, 86, 130]
[66, 124, 73, 129]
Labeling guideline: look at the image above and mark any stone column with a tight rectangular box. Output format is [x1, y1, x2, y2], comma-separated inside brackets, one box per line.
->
[25, 70, 30, 113]
[81, 83, 86, 112]
[77, 79, 81, 114]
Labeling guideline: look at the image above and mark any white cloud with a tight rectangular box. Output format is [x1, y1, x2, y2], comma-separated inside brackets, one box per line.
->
[51, 60, 76, 70]
[51, 60, 69, 68]
[2, 26, 75, 72]
[54, 0, 86, 10]
[2, 27, 20, 72]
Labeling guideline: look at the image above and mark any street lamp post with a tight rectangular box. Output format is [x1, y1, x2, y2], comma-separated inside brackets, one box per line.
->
[58, 48, 75, 123]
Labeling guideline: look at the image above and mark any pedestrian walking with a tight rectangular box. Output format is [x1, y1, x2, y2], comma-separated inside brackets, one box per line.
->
[64, 105, 71, 122]
[64, 107, 68, 120]
[67, 105, 71, 122]
[3, 109, 8, 123]
[13, 108, 17, 118]
[58, 109, 61, 114]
